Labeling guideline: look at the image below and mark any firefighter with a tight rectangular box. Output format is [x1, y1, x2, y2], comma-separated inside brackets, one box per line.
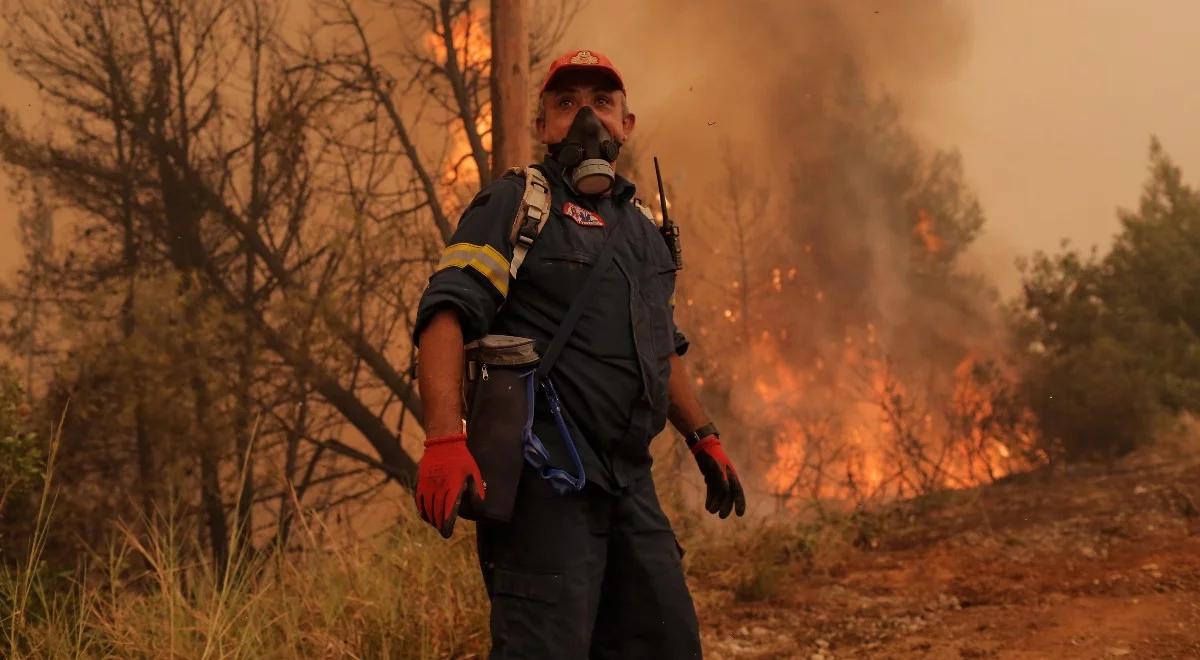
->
[412, 49, 746, 658]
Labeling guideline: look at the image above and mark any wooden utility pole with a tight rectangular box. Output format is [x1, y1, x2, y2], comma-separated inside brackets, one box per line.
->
[489, 0, 530, 178]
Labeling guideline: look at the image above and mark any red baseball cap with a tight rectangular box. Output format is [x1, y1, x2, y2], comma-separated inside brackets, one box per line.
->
[539, 49, 625, 95]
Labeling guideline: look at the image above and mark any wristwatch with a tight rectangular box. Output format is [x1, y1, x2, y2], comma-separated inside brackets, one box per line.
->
[685, 422, 719, 449]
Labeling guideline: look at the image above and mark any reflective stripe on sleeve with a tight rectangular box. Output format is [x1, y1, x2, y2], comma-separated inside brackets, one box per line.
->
[436, 243, 511, 297]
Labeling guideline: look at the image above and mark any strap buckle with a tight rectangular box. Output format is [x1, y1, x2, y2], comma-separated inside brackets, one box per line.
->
[516, 206, 544, 246]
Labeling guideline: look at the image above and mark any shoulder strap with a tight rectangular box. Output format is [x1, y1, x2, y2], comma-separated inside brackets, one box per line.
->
[632, 198, 657, 224]
[535, 214, 629, 379]
[507, 166, 551, 279]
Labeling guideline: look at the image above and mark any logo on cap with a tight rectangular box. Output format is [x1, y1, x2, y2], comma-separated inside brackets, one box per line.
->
[569, 50, 600, 65]
[541, 48, 624, 94]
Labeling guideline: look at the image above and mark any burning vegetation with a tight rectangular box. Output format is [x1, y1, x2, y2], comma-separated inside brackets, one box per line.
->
[3, 0, 1200, 656]
[583, 0, 1042, 509]
[413, 0, 1046, 510]
[755, 350, 1040, 507]
[425, 6, 493, 189]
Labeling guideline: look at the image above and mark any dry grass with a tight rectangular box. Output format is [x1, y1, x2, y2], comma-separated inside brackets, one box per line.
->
[681, 511, 862, 606]
[1, 423, 489, 659]
[3, 431, 885, 659]
[3, 509, 490, 659]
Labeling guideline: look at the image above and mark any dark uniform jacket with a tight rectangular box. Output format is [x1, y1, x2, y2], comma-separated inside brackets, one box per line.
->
[413, 155, 688, 492]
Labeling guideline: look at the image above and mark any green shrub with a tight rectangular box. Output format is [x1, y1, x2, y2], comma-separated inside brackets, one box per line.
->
[1015, 140, 1200, 461]
[1021, 337, 1160, 461]
[0, 367, 39, 536]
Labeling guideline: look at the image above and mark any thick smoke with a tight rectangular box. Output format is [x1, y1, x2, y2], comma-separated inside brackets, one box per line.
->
[564, 1, 969, 177]
[563, 2, 1018, 501]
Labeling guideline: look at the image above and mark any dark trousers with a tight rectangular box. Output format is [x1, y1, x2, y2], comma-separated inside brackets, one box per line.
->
[476, 466, 702, 659]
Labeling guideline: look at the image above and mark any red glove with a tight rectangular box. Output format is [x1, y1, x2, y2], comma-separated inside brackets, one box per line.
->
[692, 435, 746, 519]
[415, 432, 485, 538]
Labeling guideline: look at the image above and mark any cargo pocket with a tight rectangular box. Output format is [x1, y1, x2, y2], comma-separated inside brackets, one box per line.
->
[489, 568, 574, 657]
[635, 266, 676, 422]
[492, 567, 564, 604]
[640, 267, 677, 359]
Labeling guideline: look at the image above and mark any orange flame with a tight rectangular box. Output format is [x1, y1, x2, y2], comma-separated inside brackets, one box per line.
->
[914, 208, 944, 254]
[750, 334, 1038, 507]
[426, 9, 492, 188]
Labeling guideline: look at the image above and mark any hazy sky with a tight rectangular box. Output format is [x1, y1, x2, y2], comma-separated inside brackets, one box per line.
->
[917, 0, 1200, 290]
[560, 0, 1200, 293]
[2, 0, 1198, 295]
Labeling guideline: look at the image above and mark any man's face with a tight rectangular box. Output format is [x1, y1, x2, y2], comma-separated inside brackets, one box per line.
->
[536, 69, 636, 146]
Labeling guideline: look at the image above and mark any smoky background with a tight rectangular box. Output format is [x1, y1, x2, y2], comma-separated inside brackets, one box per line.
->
[561, 1, 1027, 504]
[1, 3, 1200, 654]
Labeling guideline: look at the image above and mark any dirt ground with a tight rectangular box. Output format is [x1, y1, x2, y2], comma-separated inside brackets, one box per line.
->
[692, 447, 1200, 659]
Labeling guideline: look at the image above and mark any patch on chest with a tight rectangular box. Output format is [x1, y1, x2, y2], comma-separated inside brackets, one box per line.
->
[562, 201, 606, 227]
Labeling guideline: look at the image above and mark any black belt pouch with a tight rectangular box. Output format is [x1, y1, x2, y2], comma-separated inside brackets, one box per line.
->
[458, 334, 539, 522]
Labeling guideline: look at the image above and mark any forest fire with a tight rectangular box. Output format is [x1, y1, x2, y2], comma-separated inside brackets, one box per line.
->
[913, 208, 945, 254]
[755, 338, 1039, 507]
[444, 116, 491, 187]
[425, 7, 491, 69]
[426, 9, 492, 188]
[5, 0, 1200, 655]
[418, 5, 1036, 513]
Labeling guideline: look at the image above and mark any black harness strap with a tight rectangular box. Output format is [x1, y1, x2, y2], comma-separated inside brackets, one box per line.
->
[535, 213, 629, 380]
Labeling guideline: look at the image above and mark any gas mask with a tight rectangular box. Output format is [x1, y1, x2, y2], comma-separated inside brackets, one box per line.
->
[548, 106, 621, 195]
